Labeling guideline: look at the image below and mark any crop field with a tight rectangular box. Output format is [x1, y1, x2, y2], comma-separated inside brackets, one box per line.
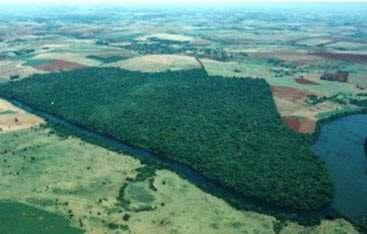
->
[108, 54, 201, 72]
[202, 56, 366, 132]
[0, 60, 42, 81]
[32, 52, 101, 67]
[0, 99, 43, 133]
[201, 58, 276, 79]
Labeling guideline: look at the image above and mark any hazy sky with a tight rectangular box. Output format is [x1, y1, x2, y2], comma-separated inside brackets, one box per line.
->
[3, 0, 367, 5]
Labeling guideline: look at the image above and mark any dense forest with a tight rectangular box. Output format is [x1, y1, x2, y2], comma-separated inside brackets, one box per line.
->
[0, 67, 333, 211]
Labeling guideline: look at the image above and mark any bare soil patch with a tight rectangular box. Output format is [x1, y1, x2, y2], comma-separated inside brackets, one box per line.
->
[295, 77, 320, 85]
[283, 116, 316, 134]
[0, 99, 44, 133]
[272, 86, 313, 101]
[35, 60, 87, 72]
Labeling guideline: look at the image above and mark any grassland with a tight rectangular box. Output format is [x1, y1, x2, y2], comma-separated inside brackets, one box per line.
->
[0, 125, 358, 234]
[0, 201, 83, 234]
[0, 126, 278, 234]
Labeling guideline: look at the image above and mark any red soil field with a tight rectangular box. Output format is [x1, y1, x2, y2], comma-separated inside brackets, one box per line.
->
[271, 86, 312, 101]
[295, 77, 319, 85]
[283, 116, 316, 134]
[311, 52, 367, 64]
[36, 60, 87, 72]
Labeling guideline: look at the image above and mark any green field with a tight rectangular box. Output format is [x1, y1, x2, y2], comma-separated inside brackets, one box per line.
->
[0, 201, 83, 234]
[0, 67, 333, 212]
[0, 126, 358, 234]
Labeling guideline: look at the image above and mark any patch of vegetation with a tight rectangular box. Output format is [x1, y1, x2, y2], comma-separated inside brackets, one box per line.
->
[122, 40, 189, 55]
[86, 55, 128, 64]
[23, 59, 51, 67]
[351, 98, 367, 107]
[273, 219, 286, 234]
[0, 67, 333, 211]
[13, 49, 35, 57]
[306, 93, 350, 105]
[0, 201, 83, 234]
[9, 75, 20, 80]
[0, 110, 16, 115]
[117, 165, 157, 211]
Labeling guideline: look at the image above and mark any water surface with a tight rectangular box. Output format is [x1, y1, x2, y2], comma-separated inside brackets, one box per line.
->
[312, 114, 367, 219]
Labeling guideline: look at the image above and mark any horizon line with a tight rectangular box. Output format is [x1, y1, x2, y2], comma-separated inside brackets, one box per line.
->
[1, 0, 367, 6]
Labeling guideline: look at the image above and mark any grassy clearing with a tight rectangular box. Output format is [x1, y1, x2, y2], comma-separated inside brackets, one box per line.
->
[123, 169, 277, 234]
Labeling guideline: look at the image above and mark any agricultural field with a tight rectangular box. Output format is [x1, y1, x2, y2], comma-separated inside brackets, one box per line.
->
[1, 5, 366, 135]
[0, 99, 43, 133]
[1, 3, 367, 234]
[108, 54, 200, 72]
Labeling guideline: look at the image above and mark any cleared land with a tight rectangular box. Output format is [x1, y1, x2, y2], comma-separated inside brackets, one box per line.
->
[0, 60, 42, 81]
[32, 52, 101, 67]
[35, 60, 87, 72]
[0, 98, 43, 133]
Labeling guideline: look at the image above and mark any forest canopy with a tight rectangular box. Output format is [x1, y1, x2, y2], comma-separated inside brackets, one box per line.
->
[0, 67, 333, 211]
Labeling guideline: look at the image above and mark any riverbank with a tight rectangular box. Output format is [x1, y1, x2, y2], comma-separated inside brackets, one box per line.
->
[310, 108, 367, 144]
